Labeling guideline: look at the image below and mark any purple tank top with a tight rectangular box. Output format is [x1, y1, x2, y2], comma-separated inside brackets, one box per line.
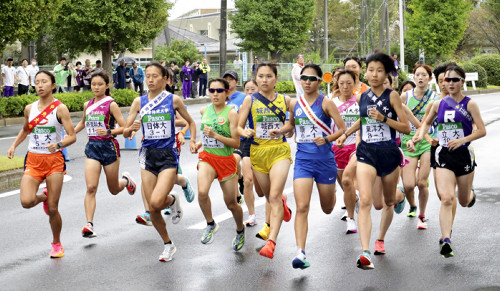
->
[436, 96, 473, 148]
[85, 97, 116, 140]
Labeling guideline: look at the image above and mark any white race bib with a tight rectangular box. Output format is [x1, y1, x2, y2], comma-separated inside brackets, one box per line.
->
[361, 117, 391, 143]
[85, 115, 106, 137]
[256, 115, 282, 139]
[31, 126, 57, 150]
[295, 117, 322, 143]
[142, 113, 172, 140]
[202, 134, 224, 148]
[437, 122, 464, 147]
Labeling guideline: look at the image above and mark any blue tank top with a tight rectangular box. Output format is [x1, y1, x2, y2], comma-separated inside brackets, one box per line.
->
[140, 93, 176, 149]
[359, 89, 397, 145]
[436, 96, 473, 148]
[293, 95, 334, 159]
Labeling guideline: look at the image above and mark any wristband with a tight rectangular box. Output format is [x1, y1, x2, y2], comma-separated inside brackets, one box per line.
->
[179, 131, 185, 136]
[383, 116, 388, 123]
[180, 129, 187, 135]
[57, 141, 63, 149]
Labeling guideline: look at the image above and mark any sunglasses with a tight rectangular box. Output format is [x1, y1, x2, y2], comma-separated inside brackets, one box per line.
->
[444, 77, 464, 83]
[208, 88, 228, 93]
[300, 75, 322, 82]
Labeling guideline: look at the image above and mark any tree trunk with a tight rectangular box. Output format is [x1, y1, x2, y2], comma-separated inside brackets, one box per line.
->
[270, 50, 281, 62]
[101, 41, 113, 84]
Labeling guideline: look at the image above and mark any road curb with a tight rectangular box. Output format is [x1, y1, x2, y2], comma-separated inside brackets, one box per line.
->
[0, 169, 24, 192]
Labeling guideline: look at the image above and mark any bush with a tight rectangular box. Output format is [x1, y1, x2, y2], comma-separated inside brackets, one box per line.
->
[111, 89, 139, 106]
[457, 62, 488, 88]
[0, 94, 38, 117]
[471, 54, 500, 86]
[275, 81, 296, 93]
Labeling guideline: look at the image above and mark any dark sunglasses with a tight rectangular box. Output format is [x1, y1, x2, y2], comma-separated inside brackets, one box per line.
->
[300, 75, 322, 82]
[208, 88, 228, 93]
[444, 77, 464, 83]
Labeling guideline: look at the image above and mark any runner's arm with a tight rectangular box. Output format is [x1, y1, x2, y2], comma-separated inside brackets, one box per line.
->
[271, 99, 295, 137]
[46, 104, 76, 153]
[237, 96, 255, 138]
[173, 95, 197, 153]
[7, 105, 31, 158]
[74, 101, 89, 134]
[372, 91, 410, 134]
[322, 97, 346, 143]
[204, 109, 240, 149]
[336, 119, 360, 148]
[447, 100, 486, 150]
[103, 101, 125, 135]
[413, 100, 439, 144]
[123, 97, 141, 138]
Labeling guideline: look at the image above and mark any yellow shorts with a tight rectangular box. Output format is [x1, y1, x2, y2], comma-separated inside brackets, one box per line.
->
[250, 143, 292, 174]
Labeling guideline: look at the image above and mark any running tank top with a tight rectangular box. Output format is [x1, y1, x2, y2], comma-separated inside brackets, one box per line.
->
[359, 89, 397, 145]
[294, 95, 333, 158]
[333, 96, 359, 146]
[405, 89, 437, 134]
[200, 104, 234, 156]
[85, 96, 116, 140]
[248, 92, 287, 146]
[353, 83, 369, 95]
[436, 96, 473, 148]
[140, 93, 176, 149]
[28, 100, 64, 154]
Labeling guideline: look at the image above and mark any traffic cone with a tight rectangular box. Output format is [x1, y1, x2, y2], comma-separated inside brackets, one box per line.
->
[61, 129, 70, 161]
[123, 135, 138, 150]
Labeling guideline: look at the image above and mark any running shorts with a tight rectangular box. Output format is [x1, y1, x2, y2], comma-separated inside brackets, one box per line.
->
[435, 145, 476, 177]
[85, 139, 120, 166]
[198, 150, 237, 182]
[332, 143, 356, 170]
[250, 143, 292, 175]
[234, 139, 252, 158]
[294, 157, 337, 184]
[430, 144, 438, 168]
[139, 147, 179, 176]
[24, 151, 66, 182]
[402, 135, 431, 158]
[356, 141, 402, 177]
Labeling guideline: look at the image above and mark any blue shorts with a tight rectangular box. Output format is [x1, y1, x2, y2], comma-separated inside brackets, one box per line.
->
[356, 141, 401, 177]
[139, 147, 179, 176]
[85, 139, 120, 166]
[293, 157, 337, 184]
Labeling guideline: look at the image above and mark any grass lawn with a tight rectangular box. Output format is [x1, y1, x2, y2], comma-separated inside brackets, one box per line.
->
[0, 155, 24, 172]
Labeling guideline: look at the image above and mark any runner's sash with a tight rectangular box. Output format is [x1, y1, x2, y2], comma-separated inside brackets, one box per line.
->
[297, 94, 332, 136]
[27, 100, 62, 133]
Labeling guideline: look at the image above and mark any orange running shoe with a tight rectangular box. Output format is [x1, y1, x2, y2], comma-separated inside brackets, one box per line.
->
[282, 194, 292, 222]
[259, 240, 276, 259]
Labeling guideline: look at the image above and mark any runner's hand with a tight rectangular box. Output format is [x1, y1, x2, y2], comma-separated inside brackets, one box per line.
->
[190, 139, 199, 153]
[129, 130, 137, 140]
[46, 143, 59, 153]
[369, 108, 384, 121]
[430, 138, 438, 147]
[177, 133, 185, 145]
[406, 139, 416, 153]
[447, 138, 465, 151]
[285, 131, 294, 138]
[203, 126, 215, 138]
[242, 128, 255, 138]
[269, 129, 281, 138]
[95, 128, 107, 136]
[336, 134, 346, 149]
[130, 120, 141, 132]
[313, 136, 327, 146]
[7, 147, 15, 159]
[411, 135, 423, 144]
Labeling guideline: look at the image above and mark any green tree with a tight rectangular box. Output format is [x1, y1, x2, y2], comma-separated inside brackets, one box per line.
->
[154, 40, 201, 65]
[230, 0, 314, 61]
[51, 0, 170, 77]
[406, 0, 472, 61]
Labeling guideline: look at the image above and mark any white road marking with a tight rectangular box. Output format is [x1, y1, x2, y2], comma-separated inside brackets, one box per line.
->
[0, 175, 73, 198]
[481, 107, 500, 114]
[188, 186, 294, 230]
[0, 136, 16, 141]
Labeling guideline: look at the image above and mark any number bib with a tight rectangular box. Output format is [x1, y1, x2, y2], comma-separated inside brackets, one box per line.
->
[256, 115, 282, 139]
[295, 117, 322, 143]
[361, 117, 391, 143]
[202, 134, 224, 148]
[31, 126, 57, 150]
[343, 114, 359, 137]
[142, 113, 172, 140]
[85, 115, 106, 137]
[410, 113, 425, 133]
[437, 122, 464, 147]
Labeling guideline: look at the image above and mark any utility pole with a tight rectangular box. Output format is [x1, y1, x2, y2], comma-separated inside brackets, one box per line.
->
[220, 0, 227, 76]
[323, 0, 328, 63]
[399, 0, 405, 71]
[385, 0, 390, 55]
[360, 0, 367, 55]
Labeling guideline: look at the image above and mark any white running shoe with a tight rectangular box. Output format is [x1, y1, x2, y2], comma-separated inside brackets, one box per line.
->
[170, 193, 183, 224]
[244, 214, 257, 227]
[346, 218, 358, 234]
[159, 243, 177, 262]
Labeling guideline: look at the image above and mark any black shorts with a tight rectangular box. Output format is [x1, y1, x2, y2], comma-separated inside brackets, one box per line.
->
[430, 144, 438, 169]
[435, 145, 476, 177]
[356, 141, 402, 177]
[234, 139, 252, 158]
[85, 139, 120, 166]
[139, 147, 179, 176]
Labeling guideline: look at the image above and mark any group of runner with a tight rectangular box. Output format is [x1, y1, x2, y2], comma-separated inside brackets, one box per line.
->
[7, 52, 486, 269]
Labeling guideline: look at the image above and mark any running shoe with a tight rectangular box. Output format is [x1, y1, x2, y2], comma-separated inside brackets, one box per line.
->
[122, 172, 136, 195]
[244, 214, 257, 227]
[346, 218, 358, 234]
[440, 238, 454, 258]
[170, 193, 183, 224]
[407, 206, 417, 217]
[42, 187, 49, 216]
[374, 240, 385, 255]
[159, 243, 177, 262]
[467, 188, 476, 208]
[237, 195, 244, 205]
[417, 216, 428, 229]
[238, 177, 244, 195]
[292, 249, 310, 269]
[356, 251, 374, 270]
[50, 242, 64, 258]
[82, 223, 96, 238]
[136, 212, 152, 226]
[164, 207, 171, 215]
[259, 240, 276, 259]
[256, 223, 270, 240]
[232, 227, 245, 251]
[182, 177, 195, 203]
[439, 230, 453, 245]
[394, 198, 406, 215]
[341, 210, 348, 221]
[282, 194, 292, 222]
[201, 223, 219, 244]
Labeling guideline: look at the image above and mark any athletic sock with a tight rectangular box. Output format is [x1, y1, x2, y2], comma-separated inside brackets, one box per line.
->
[170, 195, 176, 206]
[237, 229, 244, 234]
[207, 220, 215, 226]
[88, 222, 93, 227]
[164, 241, 172, 245]
[145, 211, 150, 214]
[268, 239, 276, 246]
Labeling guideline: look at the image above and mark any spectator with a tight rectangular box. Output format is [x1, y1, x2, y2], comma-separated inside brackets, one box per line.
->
[67, 62, 78, 92]
[16, 59, 31, 95]
[74, 61, 85, 92]
[2, 57, 17, 97]
[392, 53, 400, 89]
[125, 63, 133, 90]
[130, 61, 145, 96]
[82, 59, 94, 91]
[198, 58, 210, 97]
[94, 60, 103, 74]
[28, 58, 39, 94]
[233, 55, 243, 70]
[54, 57, 69, 93]
[251, 58, 259, 76]
[114, 60, 127, 89]
[291, 54, 304, 96]
[181, 59, 194, 99]
[170, 61, 179, 91]
[160, 60, 167, 67]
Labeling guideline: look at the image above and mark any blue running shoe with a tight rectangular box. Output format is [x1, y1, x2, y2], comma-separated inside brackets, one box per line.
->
[440, 238, 454, 258]
[182, 177, 195, 203]
[356, 251, 374, 270]
[164, 207, 171, 215]
[292, 249, 310, 269]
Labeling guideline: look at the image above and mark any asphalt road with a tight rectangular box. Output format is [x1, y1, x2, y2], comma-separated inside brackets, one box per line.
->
[0, 94, 499, 290]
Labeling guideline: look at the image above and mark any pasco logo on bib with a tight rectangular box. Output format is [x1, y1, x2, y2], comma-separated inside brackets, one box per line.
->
[217, 116, 226, 125]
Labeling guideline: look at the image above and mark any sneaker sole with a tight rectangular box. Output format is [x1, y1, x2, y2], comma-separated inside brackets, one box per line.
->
[346, 229, 358, 234]
[136, 217, 152, 226]
[440, 243, 454, 258]
[245, 221, 257, 227]
[356, 256, 374, 270]
[82, 232, 96, 238]
[374, 250, 385, 255]
[50, 253, 64, 258]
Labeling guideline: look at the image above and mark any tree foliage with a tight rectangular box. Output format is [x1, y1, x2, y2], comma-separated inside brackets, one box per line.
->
[230, 0, 314, 61]
[406, 0, 472, 60]
[467, 3, 500, 54]
[154, 40, 201, 65]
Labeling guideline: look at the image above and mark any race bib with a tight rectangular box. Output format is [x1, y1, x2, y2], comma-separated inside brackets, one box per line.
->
[361, 117, 391, 143]
[85, 115, 106, 137]
[202, 134, 224, 148]
[437, 122, 464, 147]
[142, 113, 172, 140]
[31, 126, 57, 150]
[256, 115, 282, 139]
[342, 114, 359, 137]
[295, 117, 322, 143]
[410, 113, 425, 133]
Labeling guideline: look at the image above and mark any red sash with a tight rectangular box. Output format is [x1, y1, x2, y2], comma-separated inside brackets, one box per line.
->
[27, 100, 62, 133]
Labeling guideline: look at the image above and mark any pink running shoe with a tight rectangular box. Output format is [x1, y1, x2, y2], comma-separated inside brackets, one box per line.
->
[50, 242, 64, 258]
[42, 187, 48, 216]
[417, 216, 428, 229]
[374, 240, 386, 255]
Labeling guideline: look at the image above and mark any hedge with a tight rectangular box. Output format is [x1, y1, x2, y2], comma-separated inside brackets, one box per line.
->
[0, 89, 138, 118]
[457, 62, 488, 88]
[275, 81, 296, 93]
[471, 54, 500, 86]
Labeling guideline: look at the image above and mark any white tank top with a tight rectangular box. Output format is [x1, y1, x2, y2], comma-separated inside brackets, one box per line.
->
[28, 100, 64, 154]
[333, 96, 359, 146]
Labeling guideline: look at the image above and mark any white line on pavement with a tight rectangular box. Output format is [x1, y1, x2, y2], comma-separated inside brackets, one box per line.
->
[0, 136, 16, 141]
[188, 186, 294, 230]
[0, 175, 73, 198]
[481, 107, 500, 114]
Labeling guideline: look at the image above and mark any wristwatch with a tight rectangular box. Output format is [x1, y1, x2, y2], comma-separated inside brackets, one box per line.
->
[107, 129, 112, 135]
[57, 142, 63, 149]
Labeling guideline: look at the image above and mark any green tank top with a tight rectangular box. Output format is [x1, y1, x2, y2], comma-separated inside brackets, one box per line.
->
[201, 104, 234, 156]
[405, 88, 435, 137]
